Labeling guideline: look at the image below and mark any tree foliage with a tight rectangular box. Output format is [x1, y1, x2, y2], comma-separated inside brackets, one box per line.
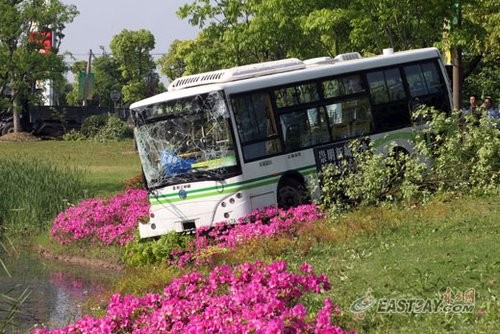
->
[0, 0, 78, 131]
[159, 0, 498, 102]
[110, 29, 161, 105]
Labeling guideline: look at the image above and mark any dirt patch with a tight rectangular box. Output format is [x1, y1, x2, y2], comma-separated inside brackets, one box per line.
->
[0, 132, 40, 142]
[36, 246, 125, 273]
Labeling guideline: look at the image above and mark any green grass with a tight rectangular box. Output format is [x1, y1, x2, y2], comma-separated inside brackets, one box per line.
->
[297, 196, 499, 333]
[0, 140, 141, 196]
[0, 140, 141, 238]
[253, 196, 499, 333]
[2, 140, 497, 332]
[119, 194, 498, 333]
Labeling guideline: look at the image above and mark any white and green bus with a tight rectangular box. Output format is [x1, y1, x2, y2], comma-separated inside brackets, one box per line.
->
[131, 47, 452, 238]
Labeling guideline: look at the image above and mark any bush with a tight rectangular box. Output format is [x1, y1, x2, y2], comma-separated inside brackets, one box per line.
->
[123, 173, 146, 190]
[123, 232, 193, 266]
[415, 107, 499, 194]
[62, 129, 86, 141]
[51, 189, 149, 246]
[65, 114, 133, 142]
[80, 114, 108, 138]
[94, 114, 133, 142]
[319, 106, 499, 211]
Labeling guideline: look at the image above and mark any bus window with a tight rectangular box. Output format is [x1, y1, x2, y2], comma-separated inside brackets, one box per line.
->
[274, 82, 320, 108]
[421, 62, 444, 94]
[367, 68, 406, 104]
[232, 92, 282, 161]
[366, 71, 389, 104]
[307, 107, 330, 145]
[327, 97, 373, 140]
[343, 75, 365, 94]
[405, 65, 426, 96]
[322, 74, 365, 99]
[280, 107, 329, 151]
[404, 61, 450, 112]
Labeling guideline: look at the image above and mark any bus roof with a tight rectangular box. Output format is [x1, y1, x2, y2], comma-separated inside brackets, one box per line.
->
[130, 47, 442, 110]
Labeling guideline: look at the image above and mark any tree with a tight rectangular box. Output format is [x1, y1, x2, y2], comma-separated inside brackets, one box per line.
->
[92, 48, 122, 107]
[0, 0, 78, 133]
[157, 39, 195, 82]
[170, 0, 498, 106]
[109, 29, 161, 105]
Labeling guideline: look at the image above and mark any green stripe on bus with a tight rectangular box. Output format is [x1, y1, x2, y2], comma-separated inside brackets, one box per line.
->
[150, 165, 317, 205]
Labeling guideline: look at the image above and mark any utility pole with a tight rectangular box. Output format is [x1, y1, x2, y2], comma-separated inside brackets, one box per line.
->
[82, 49, 93, 106]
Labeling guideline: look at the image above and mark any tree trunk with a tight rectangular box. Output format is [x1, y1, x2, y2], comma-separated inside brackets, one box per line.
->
[12, 92, 23, 133]
[452, 46, 462, 110]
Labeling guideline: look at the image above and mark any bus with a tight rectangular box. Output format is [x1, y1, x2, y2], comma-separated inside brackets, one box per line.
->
[130, 47, 452, 238]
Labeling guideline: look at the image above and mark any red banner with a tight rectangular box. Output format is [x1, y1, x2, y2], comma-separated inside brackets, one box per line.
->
[29, 31, 52, 54]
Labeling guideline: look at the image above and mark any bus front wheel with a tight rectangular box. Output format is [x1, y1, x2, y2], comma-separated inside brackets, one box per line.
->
[277, 178, 308, 210]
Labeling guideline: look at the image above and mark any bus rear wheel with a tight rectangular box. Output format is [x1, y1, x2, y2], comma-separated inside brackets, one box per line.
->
[277, 178, 308, 210]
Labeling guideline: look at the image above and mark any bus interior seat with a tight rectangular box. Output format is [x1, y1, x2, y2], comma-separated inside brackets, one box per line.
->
[331, 123, 350, 141]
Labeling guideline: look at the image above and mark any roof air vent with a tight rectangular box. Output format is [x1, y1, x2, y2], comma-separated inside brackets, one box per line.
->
[333, 52, 362, 62]
[168, 58, 305, 91]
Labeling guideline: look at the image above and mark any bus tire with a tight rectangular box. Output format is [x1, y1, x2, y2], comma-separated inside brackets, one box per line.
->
[277, 177, 308, 210]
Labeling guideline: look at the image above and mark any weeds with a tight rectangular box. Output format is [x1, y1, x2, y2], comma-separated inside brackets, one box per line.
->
[0, 157, 89, 237]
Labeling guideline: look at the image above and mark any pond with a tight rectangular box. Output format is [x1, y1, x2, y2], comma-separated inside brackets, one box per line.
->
[0, 251, 120, 333]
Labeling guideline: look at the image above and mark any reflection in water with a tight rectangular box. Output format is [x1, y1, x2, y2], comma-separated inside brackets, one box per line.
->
[0, 251, 119, 333]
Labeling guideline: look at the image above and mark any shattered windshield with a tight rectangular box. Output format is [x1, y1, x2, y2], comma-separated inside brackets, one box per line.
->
[132, 91, 239, 188]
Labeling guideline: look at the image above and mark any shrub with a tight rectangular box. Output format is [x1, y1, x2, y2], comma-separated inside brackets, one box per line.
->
[122, 232, 193, 267]
[80, 114, 109, 138]
[94, 115, 133, 142]
[318, 140, 428, 211]
[123, 174, 145, 191]
[318, 106, 499, 211]
[170, 205, 324, 268]
[65, 114, 133, 142]
[80, 114, 108, 138]
[415, 107, 499, 194]
[62, 129, 86, 141]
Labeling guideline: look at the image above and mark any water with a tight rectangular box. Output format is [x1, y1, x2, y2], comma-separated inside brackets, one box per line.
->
[0, 251, 120, 333]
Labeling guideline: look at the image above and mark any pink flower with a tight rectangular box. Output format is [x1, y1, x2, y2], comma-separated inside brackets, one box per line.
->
[32, 261, 352, 334]
[51, 189, 149, 246]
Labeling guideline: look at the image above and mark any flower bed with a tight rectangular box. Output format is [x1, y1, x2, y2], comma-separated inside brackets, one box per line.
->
[51, 189, 149, 246]
[170, 204, 324, 267]
[32, 261, 351, 334]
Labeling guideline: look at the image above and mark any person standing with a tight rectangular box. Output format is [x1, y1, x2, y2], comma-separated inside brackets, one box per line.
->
[483, 97, 499, 119]
[469, 95, 479, 114]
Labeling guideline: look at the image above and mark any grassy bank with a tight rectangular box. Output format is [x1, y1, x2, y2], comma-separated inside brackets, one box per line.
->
[114, 194, 499, 333]
[2, 140, 498, 332]
[302, 195, 499, 333]
[0, 140, 141, 196]
[0, 140, 141, 238]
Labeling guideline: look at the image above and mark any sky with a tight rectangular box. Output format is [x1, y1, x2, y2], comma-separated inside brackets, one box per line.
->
[59, 0, 199, 79]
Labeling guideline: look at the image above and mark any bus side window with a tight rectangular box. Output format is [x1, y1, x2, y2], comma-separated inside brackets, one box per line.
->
[232, 92, 282, 161]
[404, 64, 428, 97]
[421, 62, 443, 94]
[306, 107, 330, 146]
[327, 103, 350, 140]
